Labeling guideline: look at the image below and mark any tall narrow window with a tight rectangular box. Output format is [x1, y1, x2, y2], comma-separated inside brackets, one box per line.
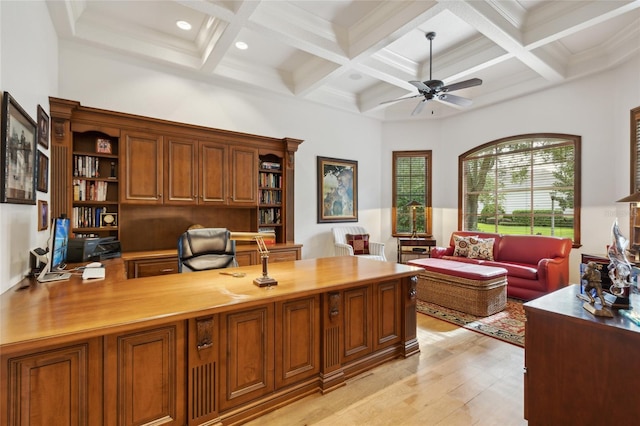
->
[460, 134, 581, 245]
[392, 151, 432, 236]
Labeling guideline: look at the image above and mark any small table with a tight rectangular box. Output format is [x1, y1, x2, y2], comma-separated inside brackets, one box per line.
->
[397, 237, 436, 264]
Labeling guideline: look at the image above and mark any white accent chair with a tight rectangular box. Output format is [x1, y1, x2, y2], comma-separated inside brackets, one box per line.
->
[332, 226, 387, 261]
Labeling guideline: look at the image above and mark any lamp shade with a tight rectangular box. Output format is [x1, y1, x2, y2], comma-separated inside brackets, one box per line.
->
[406, 200, 421, 207]
[616, 192, 640, 202]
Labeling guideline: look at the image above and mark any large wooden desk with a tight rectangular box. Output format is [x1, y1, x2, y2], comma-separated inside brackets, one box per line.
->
[1, 257, 422, 425]
[524, 285, 640, 425]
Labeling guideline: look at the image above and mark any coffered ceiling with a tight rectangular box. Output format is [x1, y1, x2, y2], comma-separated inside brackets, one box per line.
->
[46, 1, 640, 120]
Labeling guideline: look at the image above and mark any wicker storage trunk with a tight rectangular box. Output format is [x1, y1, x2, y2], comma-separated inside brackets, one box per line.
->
[416, 269, 507, 317]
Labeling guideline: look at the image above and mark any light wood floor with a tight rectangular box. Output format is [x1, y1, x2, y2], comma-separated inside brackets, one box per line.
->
[246, 313, 527, 426]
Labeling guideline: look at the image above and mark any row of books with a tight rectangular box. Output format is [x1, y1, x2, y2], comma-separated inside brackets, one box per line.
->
[259, 208, 281, 225]
[259, 172, 282, 188]
[72, 206, 112, 228]
[259, 189, 282, 204]
[73, 155, 102, 178]
[257, 228, 276, 245]
[260, 161, 281, 170]
[73, 179, 110, 201]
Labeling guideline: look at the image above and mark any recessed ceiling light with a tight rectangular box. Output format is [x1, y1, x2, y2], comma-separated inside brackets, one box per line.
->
[176, 20, 192, 31]
[235, 41, 248, 50]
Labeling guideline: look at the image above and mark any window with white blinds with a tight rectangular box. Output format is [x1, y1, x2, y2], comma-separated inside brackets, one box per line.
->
[392, 151, 432, 236]
[460, 134, 580, 244]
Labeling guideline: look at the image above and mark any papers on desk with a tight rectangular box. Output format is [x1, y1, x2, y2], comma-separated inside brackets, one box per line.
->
[82, 267, 105, 280]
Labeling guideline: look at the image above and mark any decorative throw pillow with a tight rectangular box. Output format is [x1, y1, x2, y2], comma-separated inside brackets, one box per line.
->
[346, 233, 370, 255]
[453, 235, 477, 257]
[467, 237, 495, 260]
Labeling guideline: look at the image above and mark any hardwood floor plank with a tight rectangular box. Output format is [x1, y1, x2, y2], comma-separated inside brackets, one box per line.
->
[246, 313, 527, 425]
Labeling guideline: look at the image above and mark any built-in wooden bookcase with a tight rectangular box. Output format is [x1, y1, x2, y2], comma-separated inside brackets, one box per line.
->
[258, 154, 284, 243]
[49, 97, 303, 251]
[71, 131, 119, 239]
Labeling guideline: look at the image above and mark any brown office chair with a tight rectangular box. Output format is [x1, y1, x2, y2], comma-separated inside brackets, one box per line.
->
[177, 228, 238, 272]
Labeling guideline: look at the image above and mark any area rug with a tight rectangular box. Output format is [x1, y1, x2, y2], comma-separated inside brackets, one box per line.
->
[416, 298, 525, 347]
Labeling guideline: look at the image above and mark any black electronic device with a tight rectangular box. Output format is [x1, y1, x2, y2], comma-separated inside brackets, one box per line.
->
[67, 237, 121, 262]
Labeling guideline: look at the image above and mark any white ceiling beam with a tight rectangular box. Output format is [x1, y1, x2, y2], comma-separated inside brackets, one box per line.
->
[523, 0, 640, 49]
[446, 0, 566, 82]
[199, 1, 262, 73]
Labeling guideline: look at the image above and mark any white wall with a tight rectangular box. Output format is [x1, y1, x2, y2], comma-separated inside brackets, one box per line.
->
[382, 54, 640, 283]
[0, 1, 58, 294]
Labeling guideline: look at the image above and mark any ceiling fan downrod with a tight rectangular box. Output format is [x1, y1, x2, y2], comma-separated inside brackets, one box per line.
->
[426, 31, 436, 81]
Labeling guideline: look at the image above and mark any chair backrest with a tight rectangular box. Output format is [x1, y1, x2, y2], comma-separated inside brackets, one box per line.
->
[332, 226, 369, 245]
[177, 228, 237, 272]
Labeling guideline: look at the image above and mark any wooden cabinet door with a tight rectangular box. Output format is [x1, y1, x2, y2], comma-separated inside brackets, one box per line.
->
[121, 131, 163, 204]
[104, 322, 185, 426]
[1, 338, 103, 426]
[373, 280, 402, 350]
[275, 296, 320, 388]
[229, 146, 258, 206]
[199, 140, 228, 204]
[165, 137, 197, 204]
[342, 286, 373, 364]
[219, 305, 274, 411]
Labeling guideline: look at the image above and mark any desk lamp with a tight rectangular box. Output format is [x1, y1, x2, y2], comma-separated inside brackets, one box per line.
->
[407, 200, 421, 239]
[253, 235, 277, 287]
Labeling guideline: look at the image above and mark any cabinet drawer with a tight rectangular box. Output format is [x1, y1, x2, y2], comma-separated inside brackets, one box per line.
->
[269, 250, 299, 263]
[128, 258, 179, 278]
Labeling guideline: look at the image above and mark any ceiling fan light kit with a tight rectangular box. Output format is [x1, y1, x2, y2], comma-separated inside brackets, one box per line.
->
[381, 31, 483, 115]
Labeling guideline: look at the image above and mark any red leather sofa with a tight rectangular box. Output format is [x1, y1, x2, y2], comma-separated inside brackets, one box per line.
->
[431, 231, 572, 300]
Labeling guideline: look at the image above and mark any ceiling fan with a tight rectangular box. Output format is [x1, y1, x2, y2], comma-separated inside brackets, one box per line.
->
[381, 32, 483, 115]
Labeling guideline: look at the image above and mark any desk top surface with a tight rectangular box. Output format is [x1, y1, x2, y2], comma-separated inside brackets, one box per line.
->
[524, 284, 640, 334]
[1, 257, 421, 351]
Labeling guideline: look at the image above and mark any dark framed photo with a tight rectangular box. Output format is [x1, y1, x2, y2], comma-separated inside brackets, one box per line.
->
[37, 150, 48, 193]
[317, 156, 358, 223]
[1, 92, 37, 205]
[38, 200, 48, 231]
[100, 212, 117, 227]
[37, 105, 49, 149]
[96, 138, 112, 154]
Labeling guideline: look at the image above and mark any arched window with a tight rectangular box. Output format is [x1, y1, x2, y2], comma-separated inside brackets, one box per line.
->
[459, 133, 581, 245]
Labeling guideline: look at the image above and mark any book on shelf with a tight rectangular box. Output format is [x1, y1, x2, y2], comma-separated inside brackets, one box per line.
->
[74, 155, 101, 178]
[73, 206, 112, 228]
[260, 161, 281, 170]
[73, 180, 109, 202]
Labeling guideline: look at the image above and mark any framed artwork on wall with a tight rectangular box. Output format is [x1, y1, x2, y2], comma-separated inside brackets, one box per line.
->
[37, 105, 49, 149]
[317, 156, 358, 223]
[37, 150, 48, 193]
[1, 91, 37, 205]
[38, 200, 48, 231]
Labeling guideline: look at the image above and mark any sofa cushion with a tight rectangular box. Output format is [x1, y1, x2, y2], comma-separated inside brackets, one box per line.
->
[483, 261, 538, 280]
[346, 233, 369, 255]
[467, 237, 495, 261]
[453, 234, 477, 257]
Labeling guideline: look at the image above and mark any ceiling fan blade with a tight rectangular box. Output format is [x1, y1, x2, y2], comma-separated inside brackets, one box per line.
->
[379, 94, 422, 105]
[437, 93, 473, 107]
[411, 99, 428, 115]
[441, 78, 482, 92]
[409, 80, 431, 93]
